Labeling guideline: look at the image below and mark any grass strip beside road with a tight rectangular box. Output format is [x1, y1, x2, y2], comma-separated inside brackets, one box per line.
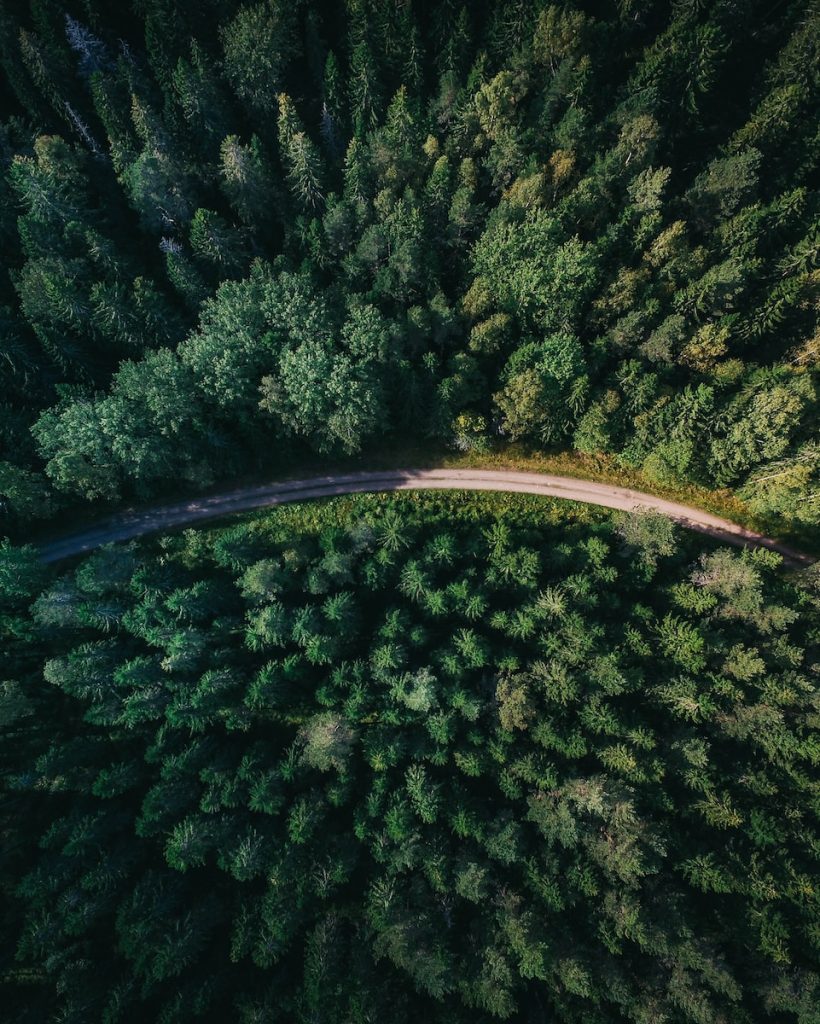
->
[28, 443, 820, 561]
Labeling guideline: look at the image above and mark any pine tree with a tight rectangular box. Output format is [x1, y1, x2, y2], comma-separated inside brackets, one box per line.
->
[219, 134, 276, 226]
[221, 0, 297, 117]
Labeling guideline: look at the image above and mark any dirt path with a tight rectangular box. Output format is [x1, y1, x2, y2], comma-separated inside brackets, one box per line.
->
[37, 468, 814, 567]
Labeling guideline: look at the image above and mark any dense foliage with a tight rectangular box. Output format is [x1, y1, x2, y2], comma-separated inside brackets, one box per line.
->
[2, 494, 819, 1022]
[0, 0, 818, 532]
[1, 3, 818, 1019]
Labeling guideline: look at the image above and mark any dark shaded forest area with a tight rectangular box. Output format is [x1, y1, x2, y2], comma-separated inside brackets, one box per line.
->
[0, 0, 817, 532]
[2, 493, 819, 1021]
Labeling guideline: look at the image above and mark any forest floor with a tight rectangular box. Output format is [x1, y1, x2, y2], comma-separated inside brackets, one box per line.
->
[37, 464, 815, 567]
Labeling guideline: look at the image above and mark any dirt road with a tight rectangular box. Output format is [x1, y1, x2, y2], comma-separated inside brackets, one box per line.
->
[37, 468, 814, 567]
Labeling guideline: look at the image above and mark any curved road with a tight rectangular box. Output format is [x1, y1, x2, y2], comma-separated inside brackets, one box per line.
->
[38, 468, 813, 567]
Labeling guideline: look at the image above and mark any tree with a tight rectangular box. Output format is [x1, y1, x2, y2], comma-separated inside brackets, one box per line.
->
[495, 673, 534, 732]
[301, 712, 356, 773]
[690, 550, 767, 624]
[172, 42, 233, 154]
[189, 208, 249, 276]
[179, 262, 273, 426]
[32, 394, 123, 500]
[276, 93, 325, 211]
[321, 52, 347, 158]
[615, 511, 678, 573]
[221, 1, 297, 115]
[738, 444, 820, 526]
[122, 148, 196, 234]
[0, 461, 55, 522]
[470, 212, 599, 334]
[708, 371, 816, 487]
[686, 149, 762, 227]
[219, 134, 276, 226]
[0, 541, 48, 605]
[259, 302, 389, 454]
[532, 5, 590, 72]
[165, 245, 210, 310]
[101, 350, 208, 494]
[494, 333, 588, 443]
[349, 40, 382, 135]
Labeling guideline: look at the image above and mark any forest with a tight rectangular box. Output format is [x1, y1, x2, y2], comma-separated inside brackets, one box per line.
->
[0, 0, 817, 531]
[2, 492, 820, 1021]
[1, 1, 819, 1021]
